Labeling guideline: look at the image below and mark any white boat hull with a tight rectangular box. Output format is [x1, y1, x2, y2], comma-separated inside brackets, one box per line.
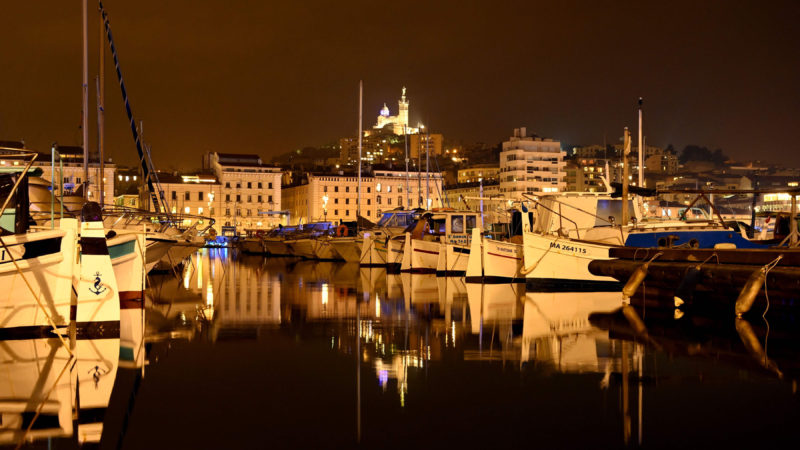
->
[0, 226, 74, 336]
[360, 233, 388, 266]
[313, 238, 340, 260]
[401, 234, 439, 273]
[483, 238, 524, 282]
[329, 237, 361, 263]
[522, 232, 621, 291]
[436, 241, 470, 276]
[263, 239, 290, 256]
[287, 239, 315, 259]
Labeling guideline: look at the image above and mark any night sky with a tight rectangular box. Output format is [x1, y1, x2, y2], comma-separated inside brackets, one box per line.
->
[2, 0, 799, 169]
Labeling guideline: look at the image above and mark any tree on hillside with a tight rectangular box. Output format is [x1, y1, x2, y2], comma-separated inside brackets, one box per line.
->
[679, 145, 729, 166]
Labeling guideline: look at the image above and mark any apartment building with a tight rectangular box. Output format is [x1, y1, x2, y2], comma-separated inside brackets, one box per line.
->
[499, 128, 565, 199]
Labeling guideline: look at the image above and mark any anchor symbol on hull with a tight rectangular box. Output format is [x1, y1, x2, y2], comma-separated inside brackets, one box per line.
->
[89, 271, 107, 295]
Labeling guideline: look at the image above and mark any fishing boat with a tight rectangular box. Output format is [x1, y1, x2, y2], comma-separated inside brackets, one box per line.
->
[329, 221, 362, 263]
[240, 236, 267, 254]
[285, 222, 334, 259]
[0, 160, 78, 338]
[263, 225, 297, 256]
[465, 210, 530, 283]
[361, 209, 419, 267]
[399, 210, 481, 273]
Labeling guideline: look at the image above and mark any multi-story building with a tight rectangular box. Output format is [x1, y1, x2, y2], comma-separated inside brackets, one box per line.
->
[457, 164, 500, 184]
[499, 128, 565, 199]
[208, 152, 283, 235]
[339, 131, 398, 166]
[409, 132, 443, 159]
[564, 160, 610, 192]
[157, 173, 220, 230]
[281, 169, 444, 225]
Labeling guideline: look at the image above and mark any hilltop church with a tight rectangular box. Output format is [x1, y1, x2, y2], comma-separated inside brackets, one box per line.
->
[368, 87, 419, 136]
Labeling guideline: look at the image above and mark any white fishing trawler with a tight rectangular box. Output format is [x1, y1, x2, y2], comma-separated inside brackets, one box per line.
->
[399, 210, 481, 273]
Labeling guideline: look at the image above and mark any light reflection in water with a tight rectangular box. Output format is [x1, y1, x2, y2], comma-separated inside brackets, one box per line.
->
[140, 250, 800, 448]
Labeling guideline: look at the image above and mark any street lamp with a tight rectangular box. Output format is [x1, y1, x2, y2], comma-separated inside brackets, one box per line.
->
[322, 194, 329, 222]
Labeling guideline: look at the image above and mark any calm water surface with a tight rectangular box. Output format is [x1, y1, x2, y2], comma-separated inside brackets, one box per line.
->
[4, 248, 800, 449]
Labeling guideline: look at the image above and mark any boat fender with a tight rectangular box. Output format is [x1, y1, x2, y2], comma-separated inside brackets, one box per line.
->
[622, 252, 662, 299]
[621, 304, 647, 336]
[734, 255, 783, 317]
[734, 268, 766, 317]
[337, 224, 349, 237]
[735, 318, 783, 378]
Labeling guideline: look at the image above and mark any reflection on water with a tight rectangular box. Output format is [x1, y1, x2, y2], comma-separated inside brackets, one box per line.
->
[4, 248, 800, 448]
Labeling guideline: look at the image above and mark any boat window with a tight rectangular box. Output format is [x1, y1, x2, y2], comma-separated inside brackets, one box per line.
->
[596, 199, 635, 226]
[432, 218, 447, 234]
[451, 215, 464, 233]
[377, 212, 393, 227]
[465, 215, 477, 231]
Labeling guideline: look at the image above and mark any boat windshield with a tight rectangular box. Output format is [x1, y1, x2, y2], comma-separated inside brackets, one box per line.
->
[377, 211, 416, 228]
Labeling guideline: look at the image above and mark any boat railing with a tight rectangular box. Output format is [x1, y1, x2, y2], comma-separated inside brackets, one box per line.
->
[0, 147, 40, 231]
[101, 205, 215, 236]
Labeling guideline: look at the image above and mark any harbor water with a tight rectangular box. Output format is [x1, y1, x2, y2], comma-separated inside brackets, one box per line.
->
[4, 248, 800, 449]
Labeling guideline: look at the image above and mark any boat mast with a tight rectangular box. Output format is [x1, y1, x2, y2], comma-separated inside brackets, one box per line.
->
[622, 127, 631, 225]
[417, 125, 422, 208]
[97, 14, 105, 205]
[357, 81, 362, 228]
[425, 126, 430, 209]
[404, 124, 410, 208]
[82, 0, 89, 201]
[637, 98, 643, 188]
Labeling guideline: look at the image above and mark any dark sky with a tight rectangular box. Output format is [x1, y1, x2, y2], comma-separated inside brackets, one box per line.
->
[2, 0, 799, 169]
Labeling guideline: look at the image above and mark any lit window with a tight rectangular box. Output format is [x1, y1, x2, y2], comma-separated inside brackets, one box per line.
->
[198, 207, 204, 214]
[185, 207, 191, 213]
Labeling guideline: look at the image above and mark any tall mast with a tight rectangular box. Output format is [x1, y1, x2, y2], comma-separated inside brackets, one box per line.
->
[98, 13, 106, 205]
[637, 97, 643, 188]
[357, 81, 362, 225]
[622, 127, 631, 225]
[417, 126, 422, 208]
[82, 0, 89, 200]
[425, 126, 430, 209]
[404, 125, 410, 208]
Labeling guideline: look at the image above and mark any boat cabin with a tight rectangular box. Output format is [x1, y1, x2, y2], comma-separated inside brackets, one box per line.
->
[409, 210, 482, 246]
[532, 192, 643, 237]
[376, 209, 420, 229]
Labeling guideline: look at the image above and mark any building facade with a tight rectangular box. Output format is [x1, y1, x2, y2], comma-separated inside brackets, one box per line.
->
[209, 152, 284, 234]
[458, 164, 500, 184]
[157, 173, 220, 230]
[281, 169, 444, 225]
[409, 133, 443, 159]
[499, 128, 565, 199]
[0, 143, 116, 205]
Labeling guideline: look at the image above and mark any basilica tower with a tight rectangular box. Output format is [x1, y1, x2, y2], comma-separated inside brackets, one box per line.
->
[397, 87, 409, 135]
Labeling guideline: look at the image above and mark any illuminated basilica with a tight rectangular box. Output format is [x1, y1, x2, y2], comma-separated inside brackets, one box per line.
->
[371, 87, 419, 136]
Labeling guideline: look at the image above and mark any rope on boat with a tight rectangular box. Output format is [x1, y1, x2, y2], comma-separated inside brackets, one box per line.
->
[98, 1, 165, 213]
